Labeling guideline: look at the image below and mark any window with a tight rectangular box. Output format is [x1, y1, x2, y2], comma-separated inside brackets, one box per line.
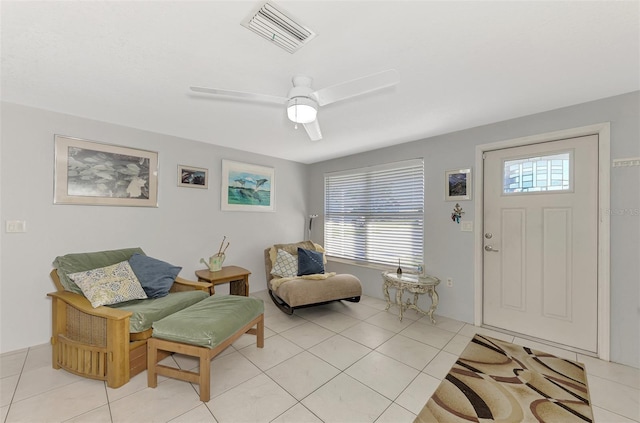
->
[503, 152, 571, 194]
[324, 159, 424, 268]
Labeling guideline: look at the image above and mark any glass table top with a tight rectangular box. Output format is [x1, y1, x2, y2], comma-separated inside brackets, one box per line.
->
[382, 271, 440, 286]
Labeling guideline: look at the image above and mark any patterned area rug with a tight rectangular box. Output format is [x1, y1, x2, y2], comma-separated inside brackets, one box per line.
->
[414, 334, 593, 423]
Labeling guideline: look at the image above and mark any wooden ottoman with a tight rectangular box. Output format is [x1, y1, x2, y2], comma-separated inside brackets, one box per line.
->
[147, 295, 264, 401]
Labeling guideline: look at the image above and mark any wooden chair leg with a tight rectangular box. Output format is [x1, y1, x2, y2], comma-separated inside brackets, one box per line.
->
[147, 339, 158, 388]
[199, 349, 211, 402]
[257, 315, 264, 348]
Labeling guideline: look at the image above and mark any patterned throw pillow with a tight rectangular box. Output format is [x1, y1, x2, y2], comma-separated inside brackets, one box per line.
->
[271, 249, 298, 278]
[67, 261, 148, 308]
[297, 247, 325, 276]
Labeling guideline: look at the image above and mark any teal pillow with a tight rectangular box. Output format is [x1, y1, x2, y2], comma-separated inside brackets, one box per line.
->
[297, 247, 325, 276]
[128, 253, 181, 298]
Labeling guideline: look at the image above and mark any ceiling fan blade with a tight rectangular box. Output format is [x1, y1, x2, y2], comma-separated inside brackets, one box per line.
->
[310, 69, 399, 107]
[190, 86, 288, 105]
[303, 119, 322, 141]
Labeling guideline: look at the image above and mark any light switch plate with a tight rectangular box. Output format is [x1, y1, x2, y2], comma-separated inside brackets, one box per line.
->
[6, 220, 26, 233]
[460, 221, 473, 232]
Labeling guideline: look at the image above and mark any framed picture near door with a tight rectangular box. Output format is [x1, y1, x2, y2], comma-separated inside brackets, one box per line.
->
[445, 168, 472, 201]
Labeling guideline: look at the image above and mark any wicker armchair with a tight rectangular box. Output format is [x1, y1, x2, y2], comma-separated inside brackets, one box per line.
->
[48, 254, 211, 389]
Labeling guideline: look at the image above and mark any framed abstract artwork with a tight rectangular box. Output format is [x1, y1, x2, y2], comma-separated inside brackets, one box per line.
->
[178, 165, 208, 189]
[445, 168, 472, 201]
[221, 159, 275, 212]
[53, 135, 158, 207]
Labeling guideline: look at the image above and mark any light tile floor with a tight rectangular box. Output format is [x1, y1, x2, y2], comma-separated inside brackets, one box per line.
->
[1, 291, 639, 423]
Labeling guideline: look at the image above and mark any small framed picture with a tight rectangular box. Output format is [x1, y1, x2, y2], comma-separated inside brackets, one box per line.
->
[445, 168, 472, 201]
[178, 165, 208, 189]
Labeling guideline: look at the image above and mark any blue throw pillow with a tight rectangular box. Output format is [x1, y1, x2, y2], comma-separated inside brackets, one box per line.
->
[297, 247, 325, 276]
[128, 253, 181, 298]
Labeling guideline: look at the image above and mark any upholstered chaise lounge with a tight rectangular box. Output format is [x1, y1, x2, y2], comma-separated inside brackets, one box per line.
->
[264, 241, 362, 314]
[48, 247, 212, 388]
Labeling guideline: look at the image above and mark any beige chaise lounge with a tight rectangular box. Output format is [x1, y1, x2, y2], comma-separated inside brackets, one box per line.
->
[264, 241, 362, 314]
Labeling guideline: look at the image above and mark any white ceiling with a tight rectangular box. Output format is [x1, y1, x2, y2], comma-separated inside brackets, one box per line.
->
[2, 1, 638, 164]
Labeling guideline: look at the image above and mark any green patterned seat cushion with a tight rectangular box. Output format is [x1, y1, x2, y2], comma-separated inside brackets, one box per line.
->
[53, 247, 145, 294]
[152, 295, 264, 348]
[110, 290, 209, 333]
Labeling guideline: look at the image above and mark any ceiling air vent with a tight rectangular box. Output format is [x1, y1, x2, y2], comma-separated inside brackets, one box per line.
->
[241, 1, 317, 54]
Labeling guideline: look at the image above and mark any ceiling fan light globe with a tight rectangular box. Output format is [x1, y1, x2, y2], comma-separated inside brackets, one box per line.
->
[287, 97, 317, 123]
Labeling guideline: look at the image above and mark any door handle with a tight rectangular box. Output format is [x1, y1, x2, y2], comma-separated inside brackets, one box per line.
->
[484, 245, 499, 252]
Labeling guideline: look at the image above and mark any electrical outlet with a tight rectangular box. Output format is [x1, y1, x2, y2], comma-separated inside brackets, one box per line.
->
[446, 277, 453, 287]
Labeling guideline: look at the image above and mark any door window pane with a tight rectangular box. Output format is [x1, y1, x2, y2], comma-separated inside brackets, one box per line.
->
[503, 152, 571, 193]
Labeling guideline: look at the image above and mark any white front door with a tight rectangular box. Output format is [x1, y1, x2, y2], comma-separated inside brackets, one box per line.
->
[483, 135, 599, 352]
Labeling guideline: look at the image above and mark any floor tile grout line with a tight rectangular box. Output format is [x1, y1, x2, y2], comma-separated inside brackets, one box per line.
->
[103, 380, 114, 423]
[1, 347, 28, 423]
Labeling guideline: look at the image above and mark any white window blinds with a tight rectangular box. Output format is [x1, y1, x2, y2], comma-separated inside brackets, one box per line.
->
[324, 159, 424, 268]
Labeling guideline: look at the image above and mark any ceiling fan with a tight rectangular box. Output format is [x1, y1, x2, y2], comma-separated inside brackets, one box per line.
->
[190, 69, 399, 141]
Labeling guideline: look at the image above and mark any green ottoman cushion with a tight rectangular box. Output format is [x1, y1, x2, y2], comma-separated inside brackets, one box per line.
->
[152, 295, 264, 349]
[110, 290, 210, 333]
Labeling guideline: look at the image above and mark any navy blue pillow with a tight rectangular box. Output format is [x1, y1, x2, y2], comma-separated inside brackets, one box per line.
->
[128, 253, 181, 298]
[297, 248, 325, 276]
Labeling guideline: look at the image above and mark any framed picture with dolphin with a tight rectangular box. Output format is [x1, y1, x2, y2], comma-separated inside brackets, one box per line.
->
[53, 135, 158, 207]
[221, 159, 275, 212]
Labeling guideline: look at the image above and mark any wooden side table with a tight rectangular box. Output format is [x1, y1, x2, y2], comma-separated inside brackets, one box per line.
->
[195, 266, 251, 296]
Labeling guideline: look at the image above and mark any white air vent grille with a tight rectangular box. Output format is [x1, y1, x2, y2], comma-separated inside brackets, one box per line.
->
[241, 1, 317, 53]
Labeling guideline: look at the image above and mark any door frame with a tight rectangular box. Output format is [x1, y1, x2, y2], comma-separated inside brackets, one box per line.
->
[473, 123, 610, 360]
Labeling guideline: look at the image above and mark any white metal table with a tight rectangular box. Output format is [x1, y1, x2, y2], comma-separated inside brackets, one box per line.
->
[382, 271, 440, 323]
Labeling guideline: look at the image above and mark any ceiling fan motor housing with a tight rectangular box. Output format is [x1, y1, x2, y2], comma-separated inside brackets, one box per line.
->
[287, 77, 318, 123]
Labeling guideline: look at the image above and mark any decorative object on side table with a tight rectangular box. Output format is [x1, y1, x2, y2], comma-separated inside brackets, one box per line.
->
[396, 259, 402, 276]
[451, 203, 464, 223]
[200, 236, 229, 272]
[382, 270, 440, 323]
